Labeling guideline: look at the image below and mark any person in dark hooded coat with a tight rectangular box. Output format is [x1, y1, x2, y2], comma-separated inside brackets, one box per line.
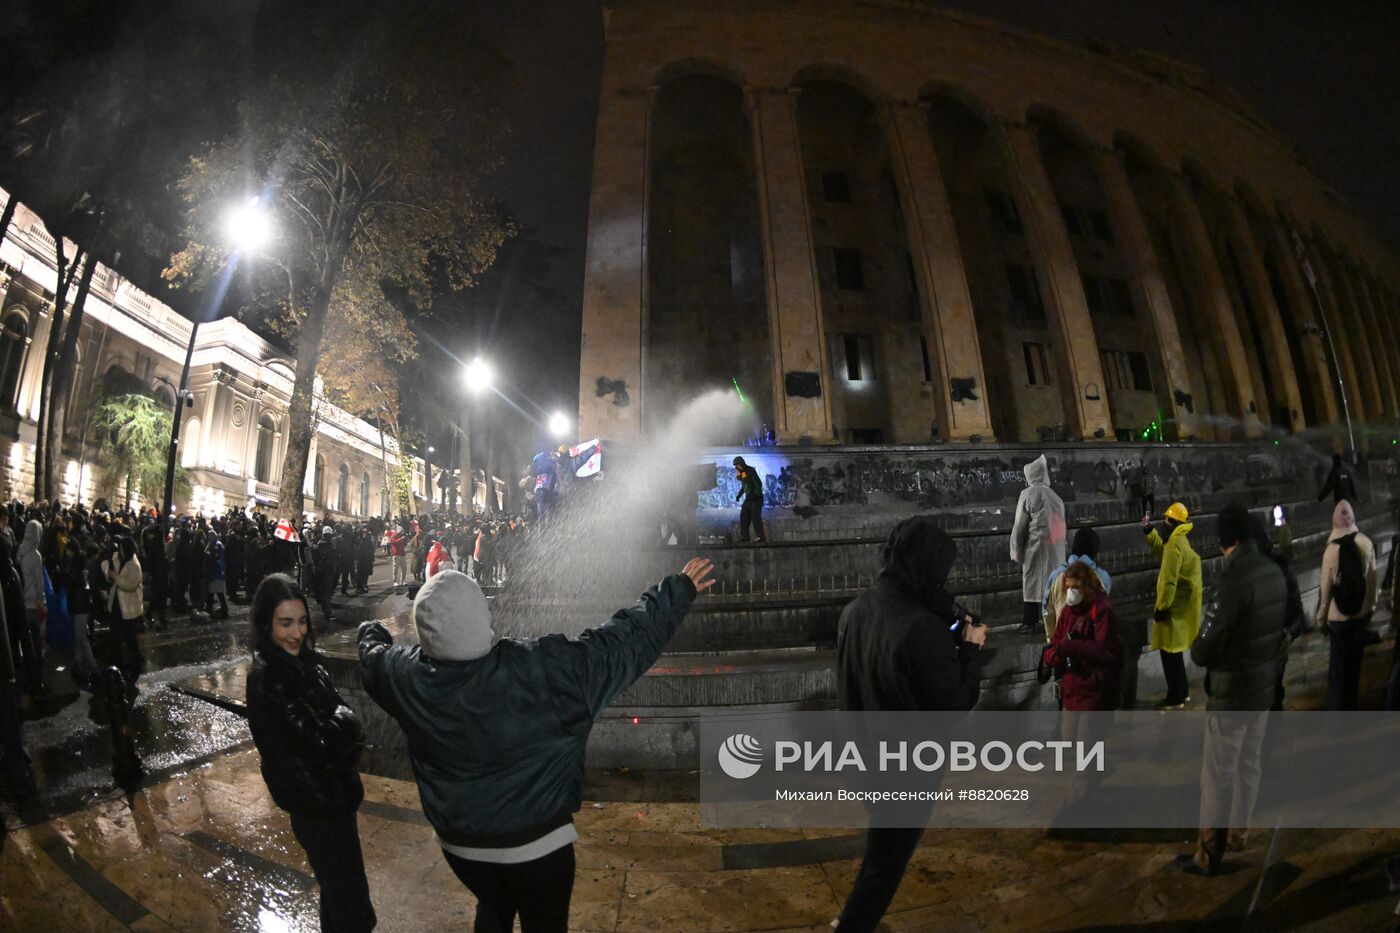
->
[834, 515, 987, 931]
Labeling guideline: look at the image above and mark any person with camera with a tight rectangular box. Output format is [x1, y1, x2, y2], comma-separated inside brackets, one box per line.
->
[358, 558, 715, 932]
[835, 515, 987, 932]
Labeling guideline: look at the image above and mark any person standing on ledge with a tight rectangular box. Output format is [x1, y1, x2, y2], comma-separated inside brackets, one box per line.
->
[1143, 501, 1202, 709]
[359, 559, 715, 932]
[733, 455, 767, 543]
[1011, 455, 1066, 635]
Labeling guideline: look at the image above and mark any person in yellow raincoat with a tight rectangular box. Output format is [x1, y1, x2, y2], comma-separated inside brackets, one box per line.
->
[1142, 501, 1202, 709]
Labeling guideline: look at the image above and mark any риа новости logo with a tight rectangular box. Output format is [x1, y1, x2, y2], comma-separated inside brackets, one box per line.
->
[718, 734, 764, 779]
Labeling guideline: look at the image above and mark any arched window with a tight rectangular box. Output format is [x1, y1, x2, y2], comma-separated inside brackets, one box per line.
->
[337, 462, 351, 513]
[314, 454, 327, 505]
[181, 417, 201, 468]
[254, 415, 276, 483]
[359, 471, 370, 516]
[0, 310, 29, 407]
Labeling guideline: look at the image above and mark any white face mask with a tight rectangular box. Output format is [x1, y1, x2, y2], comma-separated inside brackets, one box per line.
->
[1065, 587, 1084, 607]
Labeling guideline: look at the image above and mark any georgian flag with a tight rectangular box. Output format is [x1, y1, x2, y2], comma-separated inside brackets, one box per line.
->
[273, 518, 301, 543]
[570, 439, 603, 479]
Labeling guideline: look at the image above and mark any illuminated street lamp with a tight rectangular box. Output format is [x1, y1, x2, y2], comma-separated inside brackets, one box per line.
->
[463, 356, 493, 394]
[163, 197, 275, 522]
[548, 411, 571, 440]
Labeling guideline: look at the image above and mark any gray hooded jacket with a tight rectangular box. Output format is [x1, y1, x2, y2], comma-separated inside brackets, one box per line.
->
[1010, 456, 1067, 603]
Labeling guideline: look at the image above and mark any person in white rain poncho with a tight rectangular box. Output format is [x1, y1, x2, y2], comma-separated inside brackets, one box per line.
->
[1011, 455, 1067, 633]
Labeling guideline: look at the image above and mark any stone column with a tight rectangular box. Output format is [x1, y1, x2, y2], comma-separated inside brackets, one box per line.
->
[1346, 262, 1398, 419]
[1219, 198, 1306, 430]
[992, 119, 1112, 439]
[1317, 250, 1382, 423]
[1366, 275, 1400, 421]
[881, 100, 995, 440]
[1092, 147, 1197, 438]
[747, 86, 835, 444]
[577, 77, 651, 442]
[1163, 174, 1261, 435]
[1262, 220, 1340, 425]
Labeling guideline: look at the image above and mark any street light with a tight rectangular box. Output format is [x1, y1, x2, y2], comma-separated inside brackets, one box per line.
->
[548, 412, 570, 439]
[463, 356, 493, 394]
[162, 197, 275, 522]
[222, 197, 273, 253]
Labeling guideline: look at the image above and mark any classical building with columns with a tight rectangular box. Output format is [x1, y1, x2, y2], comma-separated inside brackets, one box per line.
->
[578, 0, 1400, 447]
[0, 188, 454, 517]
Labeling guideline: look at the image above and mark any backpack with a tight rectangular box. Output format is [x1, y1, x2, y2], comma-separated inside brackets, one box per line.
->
[1333, 533, 1367, 617]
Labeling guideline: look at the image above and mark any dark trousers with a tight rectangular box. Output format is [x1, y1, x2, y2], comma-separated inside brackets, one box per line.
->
[10, 608, 40, 692]
[1021, 601, 1041, 631]
[738, 495, 765, 542]
[109, 616, 144, 687]
[836, 826, 925, 932]
[443, 843, 574, 933]
[1161, 650, 1189, 704]
[289, 809, 376, 933]
[1327, 617, 1369, 711]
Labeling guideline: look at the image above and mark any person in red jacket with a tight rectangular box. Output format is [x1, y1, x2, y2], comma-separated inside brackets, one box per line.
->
[1042, 560, 1123, 711]
[386, 527, 408, 588]
[425, 536, 453, 579]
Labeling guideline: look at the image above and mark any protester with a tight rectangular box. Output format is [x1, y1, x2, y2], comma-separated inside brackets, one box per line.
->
[1174, 503, 1288, 876]
[245, 574, 375, 933]
[1251, 514, 1307, 710]
[387, 525, 407, 588]
[834, 516, 987, 932]
[1040, 526, 1112, 642]
[1316, 452, 1359, 506]
[205, 531, 229, 618]
[1042, 560, 1122, 711]
[425, 535, 452, 578]
[1143, 502, 1202, 709]
[0, 587, 34, 802]
[1315, 499, 1376, 711]
[16, 519, 46, 697]
[103, 537, 145, 691]
[359, 559, 714, 932]
[732, 456, 767, 544]
[1011, 455, 1066, 634]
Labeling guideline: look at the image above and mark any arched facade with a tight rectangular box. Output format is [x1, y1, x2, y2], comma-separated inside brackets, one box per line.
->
[579, 0, 1400, 447]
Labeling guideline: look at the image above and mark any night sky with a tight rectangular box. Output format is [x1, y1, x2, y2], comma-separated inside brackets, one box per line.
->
[2, 0, 1396, 462]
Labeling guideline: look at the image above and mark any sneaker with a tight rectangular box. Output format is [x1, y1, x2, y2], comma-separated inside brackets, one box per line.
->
[1172, 852, 1219, 877]
[1155, 697, 1189, 711]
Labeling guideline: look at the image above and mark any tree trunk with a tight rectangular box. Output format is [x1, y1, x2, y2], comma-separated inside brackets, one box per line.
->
[44, 256, 95, 503]
[376, 414, 394, 520]
[33, 242, 83, 500]
[276, 231, 353, 520]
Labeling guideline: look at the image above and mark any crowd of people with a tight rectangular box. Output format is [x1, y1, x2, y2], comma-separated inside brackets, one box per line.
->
[2, 447, 1397, 931]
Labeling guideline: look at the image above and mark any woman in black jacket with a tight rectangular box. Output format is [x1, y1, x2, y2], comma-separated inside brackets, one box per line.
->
[246, 574, 375, 933]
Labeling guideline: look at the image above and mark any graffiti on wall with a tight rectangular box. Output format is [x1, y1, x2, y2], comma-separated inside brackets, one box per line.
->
[696, 446, 1320, 512]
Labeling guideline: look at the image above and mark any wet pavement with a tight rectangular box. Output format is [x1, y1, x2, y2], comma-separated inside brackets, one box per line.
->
[8, 558, 409, 820]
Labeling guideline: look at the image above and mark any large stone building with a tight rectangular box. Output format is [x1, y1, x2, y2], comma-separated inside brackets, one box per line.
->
[0, 188, 453, 517]
[578, 0, 1400, 447]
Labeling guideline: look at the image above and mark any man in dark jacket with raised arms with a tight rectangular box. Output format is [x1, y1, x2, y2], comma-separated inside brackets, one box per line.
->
[835, 515, 987, 931]
[359, 557, 714, 932]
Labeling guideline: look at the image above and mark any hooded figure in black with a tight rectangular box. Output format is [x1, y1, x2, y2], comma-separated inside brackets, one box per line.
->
[838, 515, 983, 712]
[835, 515, 986, 933]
